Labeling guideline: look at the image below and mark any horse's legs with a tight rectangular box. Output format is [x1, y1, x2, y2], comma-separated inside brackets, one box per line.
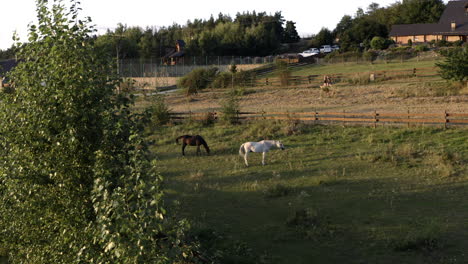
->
[244, 151, 249, 167]
[182, 143, 187, 156]
[196, 145, 201, 156]
[262, 152, 266, 165]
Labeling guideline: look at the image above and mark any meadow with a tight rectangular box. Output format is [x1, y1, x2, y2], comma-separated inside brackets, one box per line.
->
[150, 121, 468, 264]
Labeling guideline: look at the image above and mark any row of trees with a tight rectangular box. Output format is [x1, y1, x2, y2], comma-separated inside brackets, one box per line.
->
[0, 0, 449, 61]
[310, 0, 446, 51]
[94, 11, 300, 60]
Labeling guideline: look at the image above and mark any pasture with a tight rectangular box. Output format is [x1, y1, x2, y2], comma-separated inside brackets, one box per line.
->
[150, 121, 468, 264]
[148, 56, 467, 115]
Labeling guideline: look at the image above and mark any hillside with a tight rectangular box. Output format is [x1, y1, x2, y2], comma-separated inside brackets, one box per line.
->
[155, 58, 468, 115]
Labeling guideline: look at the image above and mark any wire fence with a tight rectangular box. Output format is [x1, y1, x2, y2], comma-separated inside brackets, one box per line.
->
[119, 52, 440, 78]
[119, 56, 276, 77]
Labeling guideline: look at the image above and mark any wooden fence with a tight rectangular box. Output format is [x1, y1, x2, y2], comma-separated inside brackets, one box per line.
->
[251, 67, 439, 87]
[169, 110, 468, 127]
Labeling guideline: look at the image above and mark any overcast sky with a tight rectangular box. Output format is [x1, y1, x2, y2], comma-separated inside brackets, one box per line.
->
[0, 0, 448, 50]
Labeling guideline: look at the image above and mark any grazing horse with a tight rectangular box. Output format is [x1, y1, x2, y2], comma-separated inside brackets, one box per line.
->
[239, 140, 285, 166]
[176, 135, 210, 156]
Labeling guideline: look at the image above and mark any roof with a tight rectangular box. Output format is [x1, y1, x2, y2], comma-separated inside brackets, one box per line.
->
[390, 0, 468, 36]
[0, 59, 17, 75]
[176, 39, 186, 48]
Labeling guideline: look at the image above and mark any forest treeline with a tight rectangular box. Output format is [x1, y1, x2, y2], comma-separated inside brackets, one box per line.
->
[0, 0, 445, 60]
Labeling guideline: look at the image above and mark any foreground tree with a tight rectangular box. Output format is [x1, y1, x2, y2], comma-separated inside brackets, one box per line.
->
[0, 1, 192, 263]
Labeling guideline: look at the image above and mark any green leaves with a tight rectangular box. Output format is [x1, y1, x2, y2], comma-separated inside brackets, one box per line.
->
[436, 47, 468, 84]
[0, 1, 189, 263]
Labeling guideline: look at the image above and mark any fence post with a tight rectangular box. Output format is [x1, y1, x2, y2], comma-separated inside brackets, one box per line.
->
[444, 110, 448, 129]
[342, 110, 346, 127]
[374, 110, 377, 128]
[407, 109, 410, 128]
[413, 68, 416, 77]
[314, 109, 318, 124]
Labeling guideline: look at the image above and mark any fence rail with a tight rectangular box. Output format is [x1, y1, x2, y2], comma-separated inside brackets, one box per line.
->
[168, 110, 468, 127]
[243, 67, 439, 88]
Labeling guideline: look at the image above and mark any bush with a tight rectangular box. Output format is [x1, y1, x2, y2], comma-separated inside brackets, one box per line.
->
[234, 70, 256, 87]
[407, 39, 413, 46]
[452, 40, 464, 47]
[147, 94, 171, 127]
[211, 70, 256, 88]
[220, 92, 240, 124]
[435, 40, 450, 47]
[414, 44, 429, 52]
[211, 72, 232, 88]
[436, 47, 468, 84]
[370, 36, 387, 50]
[178, 67, 219, 95]
[275, 60, 290, 86]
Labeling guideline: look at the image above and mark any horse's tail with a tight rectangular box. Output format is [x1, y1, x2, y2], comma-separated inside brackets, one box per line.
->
[239, 143, 246, 156]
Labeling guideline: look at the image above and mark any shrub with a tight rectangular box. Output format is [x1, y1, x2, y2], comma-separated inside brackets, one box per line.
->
[234, 70, 256, 87]
[436, 47, 468, 85]
[452, 40, 464, 47]
[220, 92, 240, 124]
[407, 39, 413, 46]
[370, 36, 387, 50]
[414, 44, 429, 52]
[211, 70, 256, 88]
[211, 72, 232, 88]
[147, 94, 171, 127]
[178, 67, 219, 95]
[275, 60, 290, 86]
[435, 40, 450, 47]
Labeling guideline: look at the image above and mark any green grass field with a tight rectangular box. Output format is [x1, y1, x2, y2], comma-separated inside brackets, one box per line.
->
[150, 121, 468, 264]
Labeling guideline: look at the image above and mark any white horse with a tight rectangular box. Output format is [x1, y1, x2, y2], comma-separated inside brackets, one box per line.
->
[239, 140, 285, 166]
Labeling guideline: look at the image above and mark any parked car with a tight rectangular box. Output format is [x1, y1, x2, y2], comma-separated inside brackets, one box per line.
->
[332, 45, 340, 51]
[299, 48, 319, 57]
[320, 45, 332, 53]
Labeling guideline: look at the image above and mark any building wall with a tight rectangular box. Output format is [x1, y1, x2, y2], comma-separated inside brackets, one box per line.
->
[413, 35, 426, 42]
[392, 36, 413, 44]
[393, 34, 466, 44]
[446, 35, 463, 42]
[425, 35, 442, 42]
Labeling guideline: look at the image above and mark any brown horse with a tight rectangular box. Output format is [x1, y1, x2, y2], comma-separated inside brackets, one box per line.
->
[176, 135, 210, 156]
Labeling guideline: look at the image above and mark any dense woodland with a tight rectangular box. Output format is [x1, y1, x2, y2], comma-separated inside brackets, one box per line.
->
[0, 0, 446, 61]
